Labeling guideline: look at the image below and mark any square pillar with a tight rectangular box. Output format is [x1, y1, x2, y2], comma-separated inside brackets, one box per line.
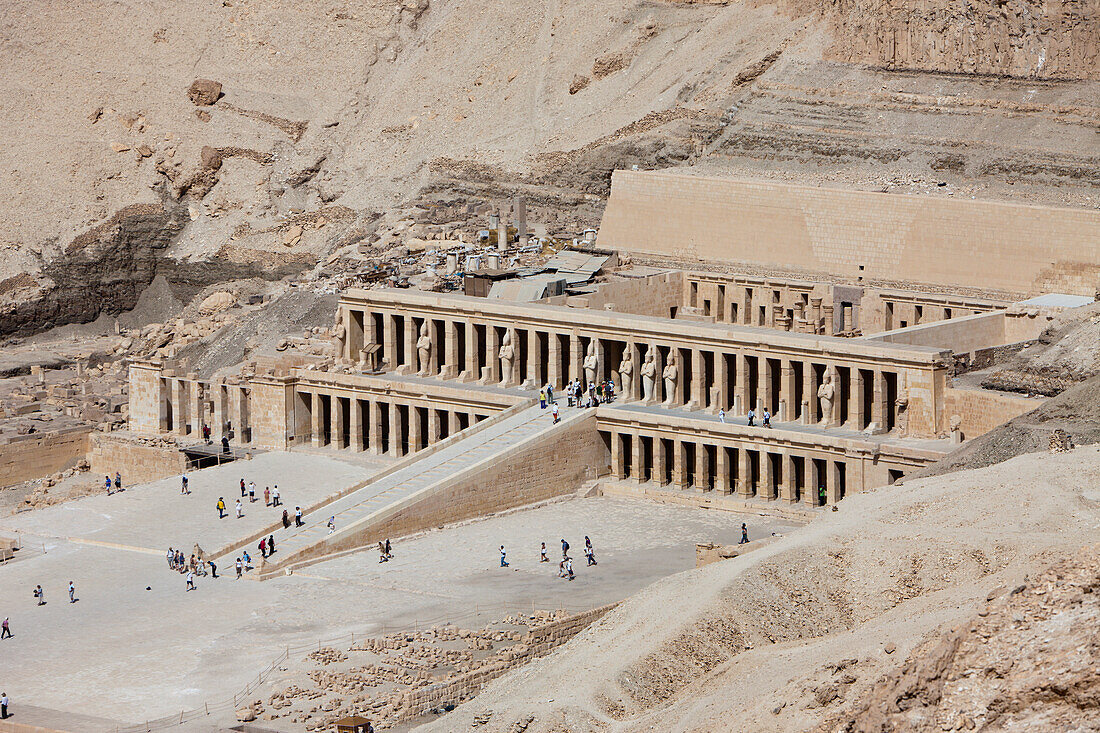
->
[408, 405, 423, 452]
[427, 408, 441, 445]
[653, 438, 667, 485]
[734, 352, 748, 415]
[400, 317, 417, 375]
[212, 381, 227, 438]
[631, 432, 644, 483]
[694, 443, 711, 491]
[190, 379, 204, 436]
[780, 453, 796, 503]
[672, 440, 688, 489]
[462, 321, 479, 382]
[849, 369, 865, 430]
[802, 362, 817, 425]
[781, 360, 797, 422]
[871, 370, 887, 434]
[611, 431, 625, 480]
[350, 399, 364, 452]
[233, 387, 248, 444]
[331, 394, 345, 448]
[173, 379, 188, 435]
[760, 358, 773, 415]
[383, 314, 398, 371]
[448, 410, 461, 436]
[652, 346, 665, 405]
[716, 445, 731, 495]
[710, 352, 728, 414]
[737, 448, 752, 498]
[760, 451, 776, 500]
[805, 458, 821, 507]
[828, 365, 843, 428]
[368, 401, 383, 454]
[569, 335, 583, 389]
[442, 320, 459, 379]
[687, 348, 705, 411]
[311, 393, 323, 447]
[482, 327, 501, 384]
[827, 460, 842, 504]
[523, 328, 540, 389]
[548, 332, 563, 390]
[388, 403, 404, 457]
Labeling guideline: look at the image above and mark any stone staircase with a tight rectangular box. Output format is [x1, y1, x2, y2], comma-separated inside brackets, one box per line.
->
[253, 403, 587, 577]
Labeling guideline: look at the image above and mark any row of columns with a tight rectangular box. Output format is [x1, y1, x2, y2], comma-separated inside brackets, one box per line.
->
[160, 375, 251, 443]
[357, 308, 901, 432]
[299, 390, 486, 457]
[688, 280, 836, 335]
[605, 430, 856, 506]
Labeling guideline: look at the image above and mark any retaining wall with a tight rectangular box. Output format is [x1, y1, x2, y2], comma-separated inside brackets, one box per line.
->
[0, 426, 91, 488]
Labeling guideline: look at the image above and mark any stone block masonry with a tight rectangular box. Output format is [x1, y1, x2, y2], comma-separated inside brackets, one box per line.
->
[88, 432, 187, 486]
[0, 426, 91, 488]
[598, 171, 1100, 297]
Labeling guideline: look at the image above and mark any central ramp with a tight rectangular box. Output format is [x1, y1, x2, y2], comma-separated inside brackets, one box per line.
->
[255, 403, 598, 577]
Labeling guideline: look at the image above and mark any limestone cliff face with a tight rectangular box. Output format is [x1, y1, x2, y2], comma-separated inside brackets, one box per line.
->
[816, 0, 1100, 79]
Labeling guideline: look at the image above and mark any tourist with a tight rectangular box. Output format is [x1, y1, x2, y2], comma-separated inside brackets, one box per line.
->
[105, 474, 113, 495]
[272, 485, 281, 507]
[221, 435, 230, 454]
[209, 559, 218, 579]
[540, 542, 548, 562]
[243, 551, 253, 570]
[259, 537, 267, 558]
[295, 507, 304, 526]
[585, 535, 592, 552]
[268, 535, 276, 555]
[186, 570, 195, 591]
[384, 539, 392, 559]
[202, 423, 210, 442]
[240, 478, 246, 497]
[1, 691, 8, 718]
[378, 541, 388, 563]
[68, 581, 76, 603]
[740, 523, 748, 544]
[235, 499, 243, 519]
[115, 471, 122, 492]
[249, 483, 256, 503]
[327, 516, 335, 534]
[34, 584, 44, 605]
[217, 497, 226, 519]
[565, 557, 575, 580]
[539, 387, 547, 409]
[585, 546, 597, 566]
[718, 409, 726, 424]
[546, 382, 554, 404]
[558, 559, 566, 577]
[762, 408, 772, 428]
[551, 402, 560, 424]
[818, 486, 826, 505]
[235, 557, 243, 579]
[167, 547, 175, 568]
[181, 475, 189, 494]
[747, 409, 755, 427]
[561, 538, 569, 558]
[0, 618, 9, 639]
[499, 545, 509, 567]
[264, 486, 270, 506]
[282, 509, 290, 529]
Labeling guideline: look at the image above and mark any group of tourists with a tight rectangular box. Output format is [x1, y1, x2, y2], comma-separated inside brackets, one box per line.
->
[745, 408, 772, 428]
[103, 471, 123, 495]
[564, 379, 615, 408]
[501, 536, 598, 581]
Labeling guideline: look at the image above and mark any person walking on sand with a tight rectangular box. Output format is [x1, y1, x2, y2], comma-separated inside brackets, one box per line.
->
[264, 486, 270, 506]
[186, 570, 195, 591]
[267, 534, 275, 556]
[115, 471, 122, 492]
[105, 475, 113, 495]
[272, 485, 281, 507]
[384, 539, 391, 559]
[258, 537, 267, 559]
[551, 402, 560, 424]
[1, 691, 8, 718]
[558, 559, 566, 578]
[719, 408, 726, 424]
[248, 483, 256, 503]
[762, 408, 772, 428]
[500, 545, 509, 567]
[295, 507, 304, 527]
[565, 557, 575, 580]
[68, 581, 76, 603]
[540, 542, 548, 563]
[747, 408, 755, 427]
[378, 541, 388, 563]
[235, 499, 243, 519]
[0, 618, 9, 639]
[209, 559, 218, 579]
[282, 509, 290, 529]
[561, 538, 569, 559]
[235, 557, 243, 579]
[240, 478, 246, 497]
[181, 475, 189, 495]
[34, 584, 45, 605]
[327, 516, 335, 534]
[217, 497, 226, 519]
[740, 523, 749, 544]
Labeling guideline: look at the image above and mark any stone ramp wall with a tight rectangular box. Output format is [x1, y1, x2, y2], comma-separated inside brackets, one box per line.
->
[0, 426, 91, 489]
[87, 432, 187, 486]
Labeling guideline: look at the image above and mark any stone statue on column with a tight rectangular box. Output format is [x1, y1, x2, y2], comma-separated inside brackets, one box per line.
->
[330, 312, 347, 363]
[416, 323, 432, 376]
[583, 342, 599, 387]
[640, 347, 656, 403]
[498, 331, 515, 385]
[618, 349, 634, 400]
[895, 392, 909, 436]
[817, 372, 835, 426]
[662, 353, 679, 407]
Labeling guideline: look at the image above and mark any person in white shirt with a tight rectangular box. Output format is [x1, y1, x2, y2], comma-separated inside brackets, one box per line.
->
[186, 571, 195, 591]
[1, 691, 9, 719]
[235, 499, 243, 518]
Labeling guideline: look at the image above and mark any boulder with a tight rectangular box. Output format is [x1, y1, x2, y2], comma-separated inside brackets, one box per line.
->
[200, 146, 223, 171]
[198, 291, 235, 314]
[187, 79, 222, 106]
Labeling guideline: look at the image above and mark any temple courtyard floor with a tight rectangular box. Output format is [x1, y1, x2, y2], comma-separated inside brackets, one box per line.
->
[0, 452, 801, 730]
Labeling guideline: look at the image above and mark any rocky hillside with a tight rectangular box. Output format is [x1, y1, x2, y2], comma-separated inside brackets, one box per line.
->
[2, 0, 1098, 337]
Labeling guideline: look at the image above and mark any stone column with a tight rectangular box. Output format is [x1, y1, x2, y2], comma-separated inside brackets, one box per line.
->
[368, 401, 382, 454]
[212, 380, 227, 438]
[871, 370, 887, 434]
[462, 321, 478, 382]
[802, 363, 817, 424]
[828, 365, 843, 428]
[826, 460, 841, 504]
[448, 410, 461, 436]
[408, 405, 422, 452]
[759, 451, 775, 500]
[389, 403, 404, 457]
[653, 437, 667, 485]
[548, 332, 562, 390]
[427, 408, 441, 445]
[311, 393, 323, 447]
[611, 431, 625, 480]
[383, 314, 398, 372]
[652, 346, 665, 405]
[781, 359, 797, 422]
[569, 335, 583, 388]
[688, 348, 705, 411]
[631, 432, 644, 483]
[805, 457, 821, 507]
[735, 352, 748, 415]
[711, 352, 728, 414]
[514, 195, 528, 246]
[331, 394, 345, 448]
[694, 444, 710, 491]
[849, 369, 865, 431]
[482, 327, 501, 384]
[173, 379, 188, 435]
[235, 386, 250, 444]
[715, 445, 730, 494]
[823, 305, 835, 336]
[630, 342, 644, 402]
[189, 378, 204, 436]
[780, 453, 796, 503]
[350, 399, 364, 452]
[442, 320, 459, 379]
[810, 296, 823, 331]
[523, 329, 540, 389]
[737, 447, 751, 498]
[672, 441, 688, 489]
[760, 358, 773, 415]
[400, 317, 417, 375]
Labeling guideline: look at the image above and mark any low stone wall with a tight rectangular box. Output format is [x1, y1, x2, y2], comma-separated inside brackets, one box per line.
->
[943, 387, 1040, 440]
[395, 603, 618, 723]
[88, 432, 187, 486]
[0, 426, 92, 488]
[563, 271, 683, 318]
